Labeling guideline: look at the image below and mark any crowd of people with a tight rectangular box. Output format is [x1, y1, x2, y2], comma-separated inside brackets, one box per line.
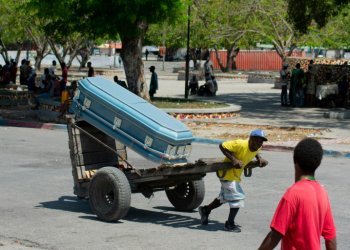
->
[280, 60, 350, 108]
[0, 59, 18, 85]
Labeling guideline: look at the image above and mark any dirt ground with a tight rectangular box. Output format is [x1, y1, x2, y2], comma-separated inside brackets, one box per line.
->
[185, 121, 329, 143]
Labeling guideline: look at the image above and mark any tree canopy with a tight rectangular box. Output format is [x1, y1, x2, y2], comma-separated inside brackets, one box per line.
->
[287, 0, 350, 33]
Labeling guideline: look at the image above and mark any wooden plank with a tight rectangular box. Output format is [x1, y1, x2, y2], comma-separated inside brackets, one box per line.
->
[133, 158, 260, 179]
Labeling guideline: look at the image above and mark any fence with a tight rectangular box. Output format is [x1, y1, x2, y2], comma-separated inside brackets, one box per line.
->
[210, 50, 305, 71]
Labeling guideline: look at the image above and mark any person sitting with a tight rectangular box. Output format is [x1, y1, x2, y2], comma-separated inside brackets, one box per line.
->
[189, 75, 199, 95]
[37, 68, 53, 94]
[198, 73, 216, 96]
[113, 75, 128, 89]
[31, 68, 53, 110]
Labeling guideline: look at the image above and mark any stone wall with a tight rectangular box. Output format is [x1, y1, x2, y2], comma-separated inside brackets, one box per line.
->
[0, 85, 30, 107]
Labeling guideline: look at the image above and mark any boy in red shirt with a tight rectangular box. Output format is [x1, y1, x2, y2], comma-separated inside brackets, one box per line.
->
[258, 138, 337, 250]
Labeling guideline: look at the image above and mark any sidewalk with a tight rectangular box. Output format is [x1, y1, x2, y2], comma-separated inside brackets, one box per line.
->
[1, 60, 350, 158]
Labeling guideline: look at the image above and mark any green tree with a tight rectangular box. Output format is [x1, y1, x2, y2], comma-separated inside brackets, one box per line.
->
[32, 0, 184, 99]
[28, 0, 95, 70]
[0, 0, 27, 63]
[299, 3, 350, 58]
[287, 0, 350, 33]
[192, 0, 256, 72]
[249, 0, 299, 62]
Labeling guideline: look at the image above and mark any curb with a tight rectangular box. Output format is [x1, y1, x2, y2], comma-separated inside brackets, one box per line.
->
[194, 137, 350, 159]
[1, 118, 349, 159]
[0, 118, 67, 131]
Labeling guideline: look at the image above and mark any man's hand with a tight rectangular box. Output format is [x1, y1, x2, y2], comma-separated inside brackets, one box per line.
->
[257, 157, 268, 168]
[232, 160, 244, 169]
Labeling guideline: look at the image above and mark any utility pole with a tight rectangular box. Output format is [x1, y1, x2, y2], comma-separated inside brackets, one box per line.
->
[184, 4, 190, 99]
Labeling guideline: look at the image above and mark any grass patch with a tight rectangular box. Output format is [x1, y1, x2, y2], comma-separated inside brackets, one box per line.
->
[151, 97, 229, 109]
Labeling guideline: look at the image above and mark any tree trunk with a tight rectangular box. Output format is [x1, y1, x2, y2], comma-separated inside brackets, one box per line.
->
[78, 49, 90, 69]
[48, 39, 65, 66]
[120, 35, 149, 100]
[34, 42, 49, 71]
[35, 53, 44, 71]
[231, 49, 240, 71]
[14, 48, 21, 64]
[213, 46, 227, 72]
[0, 39, 9, 62]
[228, 47, 240, 71]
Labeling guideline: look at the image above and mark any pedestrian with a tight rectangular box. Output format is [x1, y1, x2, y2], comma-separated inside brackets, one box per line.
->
[10, 59, 17, 84]
[204, 55, 214, 78]
[49, 60, 57, 78]
[305, 64, 316, 107]
[145, 49, 149, 61]
[198, 129, 268, 232]
[87, 61, 95, 77]
[148, 65, 158, 99]
[290, 63, 305, 107]
[258, 138, 337, 250]
[60, 62, 68, 94]
[19, 59, 28, 85]
[280, 63, 290, 106]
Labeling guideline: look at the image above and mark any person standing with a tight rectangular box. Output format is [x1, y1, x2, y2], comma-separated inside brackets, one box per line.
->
[290, 63, 305, 107]
[258, 138, 337, 250]
[204, 55, 214, 78]
[9, 59, 17, 84]
[198, 129, 268, 232]
[305, 64, 316, 107]
[145, 49, 149, 61]
[60, 62, 68, 94]
[148, 65, 158, 99]
[49, 60, 57, 78]
[19, 59, 28, 85]
[87, 61, 95, 77]
[280, 64, 290, 106]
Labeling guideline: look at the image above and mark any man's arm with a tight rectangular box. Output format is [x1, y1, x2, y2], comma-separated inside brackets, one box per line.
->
[219, 143, 243, 168]
[258, 229, 282, 250]
[325, 238, 337, 250]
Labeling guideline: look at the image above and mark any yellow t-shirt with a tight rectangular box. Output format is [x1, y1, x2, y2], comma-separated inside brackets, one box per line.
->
[217, 139, 260, 182]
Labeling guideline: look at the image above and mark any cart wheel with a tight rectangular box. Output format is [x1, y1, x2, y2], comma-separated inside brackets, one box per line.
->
[89, 167, 131, 222]
[165, 180, 205, 211]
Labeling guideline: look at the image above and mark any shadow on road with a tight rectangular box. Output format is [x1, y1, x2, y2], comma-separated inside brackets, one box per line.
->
[124, 206, 225, 231]
[37, 195, 92, 214]
[38, 197, 227, 231]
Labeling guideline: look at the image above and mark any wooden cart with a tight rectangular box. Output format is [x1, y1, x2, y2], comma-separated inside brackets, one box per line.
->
[67, 117, 258, 222]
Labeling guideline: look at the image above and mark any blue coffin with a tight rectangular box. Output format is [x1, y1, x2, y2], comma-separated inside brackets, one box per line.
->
[71, 77, 194, 164]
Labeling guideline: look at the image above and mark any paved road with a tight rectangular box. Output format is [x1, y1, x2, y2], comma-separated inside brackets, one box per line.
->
[0, 126, 349, 250]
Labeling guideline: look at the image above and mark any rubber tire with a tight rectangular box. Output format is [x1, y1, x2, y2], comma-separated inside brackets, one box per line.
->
[165, 180, 205, 211]
[89, 167, 131, 222]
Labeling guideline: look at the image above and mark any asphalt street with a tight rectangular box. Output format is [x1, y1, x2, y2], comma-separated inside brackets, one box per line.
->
[0, 126, 349, 250]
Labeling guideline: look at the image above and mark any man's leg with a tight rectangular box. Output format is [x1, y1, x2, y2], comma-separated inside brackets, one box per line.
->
[198, 198, 222, 225]
[225, 207, 241, 232]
